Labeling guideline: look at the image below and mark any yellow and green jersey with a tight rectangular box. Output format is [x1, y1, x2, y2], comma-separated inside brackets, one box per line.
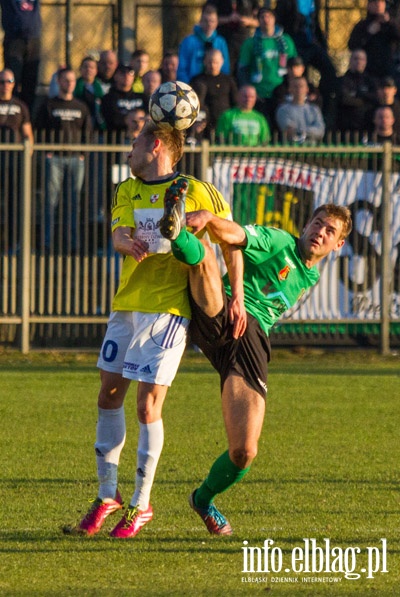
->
[111, 173, 231, 318]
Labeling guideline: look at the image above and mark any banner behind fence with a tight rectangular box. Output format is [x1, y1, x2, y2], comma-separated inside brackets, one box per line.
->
[0, 140, 399, 352]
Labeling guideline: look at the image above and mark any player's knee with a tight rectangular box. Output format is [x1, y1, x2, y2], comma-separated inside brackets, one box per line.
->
[98, 386, 125, 409]
[137, 400, 162, 423]
[230, 445, 258, 469]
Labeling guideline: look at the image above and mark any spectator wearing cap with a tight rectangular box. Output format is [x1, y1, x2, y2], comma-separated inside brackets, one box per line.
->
[275, 0, 338, 131]
[101, 64, 144, 134]
[348, 0, 400, 83]
[177, 3, 230, 84]
[337, 49, 376, 137]
[272, 54, 322, 130]
[237, 6, 297, 127]
[365, 76, 400, 137]
[216, 84, 270, 146]
[275, 75, 325, 144]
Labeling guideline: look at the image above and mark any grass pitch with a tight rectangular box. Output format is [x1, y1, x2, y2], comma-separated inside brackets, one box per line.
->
[0, 348, 399, 596]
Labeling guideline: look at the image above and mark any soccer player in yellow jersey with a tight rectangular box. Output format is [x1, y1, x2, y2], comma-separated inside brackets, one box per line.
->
[74, 120, 243, 538]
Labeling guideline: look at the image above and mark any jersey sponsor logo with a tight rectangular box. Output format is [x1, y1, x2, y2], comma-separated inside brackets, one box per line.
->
[278, 265, 290, 281]
[123, 361, 139, 371]
[111, 216, 120, 226]
[132, 193, 142, 201]
[150, 194, 159, 203]
[139, 364, 152, 374]
[284, 256, 296, 269]
[137, 218, 158, 231]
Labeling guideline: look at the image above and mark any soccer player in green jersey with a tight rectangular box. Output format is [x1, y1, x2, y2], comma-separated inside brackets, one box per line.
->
[72, 121, 244, 539]
[160, 200, 352, 535]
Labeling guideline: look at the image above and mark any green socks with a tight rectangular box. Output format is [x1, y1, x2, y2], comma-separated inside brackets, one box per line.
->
[171, 229, 205, 266]
[194, 450, 251, 507]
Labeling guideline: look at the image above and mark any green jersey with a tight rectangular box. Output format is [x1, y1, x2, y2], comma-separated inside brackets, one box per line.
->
[216, 108, 270, 146]
[223, 225, 320, 335]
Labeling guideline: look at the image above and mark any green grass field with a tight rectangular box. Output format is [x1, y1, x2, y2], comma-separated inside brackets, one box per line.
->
[0, 348, 399, 596]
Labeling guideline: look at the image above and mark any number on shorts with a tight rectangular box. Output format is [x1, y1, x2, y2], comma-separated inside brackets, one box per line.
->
[102, 340, 118, 362]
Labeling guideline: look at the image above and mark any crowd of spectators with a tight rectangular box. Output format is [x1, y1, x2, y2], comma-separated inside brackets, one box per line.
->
[2, 0, 400, 148]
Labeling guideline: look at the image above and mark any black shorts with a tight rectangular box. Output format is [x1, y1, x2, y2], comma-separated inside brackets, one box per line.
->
[189, 289, 271, 398]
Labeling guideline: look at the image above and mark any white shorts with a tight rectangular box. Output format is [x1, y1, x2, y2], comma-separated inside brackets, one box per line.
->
[97, 311, 190, 386]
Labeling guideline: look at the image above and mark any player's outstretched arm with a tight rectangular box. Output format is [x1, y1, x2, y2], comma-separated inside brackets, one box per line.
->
[112, 226, 149, 262]
[221, 243, 247, 338]
[186, 210, 247, 246]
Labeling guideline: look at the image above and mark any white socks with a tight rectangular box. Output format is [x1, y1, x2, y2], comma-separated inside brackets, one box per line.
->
[131, 419, 164, 510]
[95, 406, 126, 500]
[94, 408, 164, 509]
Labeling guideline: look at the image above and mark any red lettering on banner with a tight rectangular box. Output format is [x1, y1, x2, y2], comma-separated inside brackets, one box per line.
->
[270, 167, 283, 183]
[256, 165, 266, 181]
[244, 165, 254, 179]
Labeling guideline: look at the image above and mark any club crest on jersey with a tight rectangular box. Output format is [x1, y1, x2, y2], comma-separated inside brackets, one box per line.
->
[278, 265, 290, 281]
[150, 194, 159, 203]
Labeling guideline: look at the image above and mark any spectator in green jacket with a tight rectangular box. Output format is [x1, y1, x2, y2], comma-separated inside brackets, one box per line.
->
[237, 6, 296, 126]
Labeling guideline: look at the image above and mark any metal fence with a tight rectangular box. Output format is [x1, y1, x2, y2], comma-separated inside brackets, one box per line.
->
[0, 136, 399, 353]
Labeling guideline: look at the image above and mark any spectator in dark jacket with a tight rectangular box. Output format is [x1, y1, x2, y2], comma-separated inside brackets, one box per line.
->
[0, 0, 41, 111]
[337, 49, 376, 137]
[101, 64, 144, 134]
[348, 0, 400, 82]
[190, 48, 238, 138]
[370, 105, 399, 143]
[275, 0, 338, 130]
[365, 76, 400, 138]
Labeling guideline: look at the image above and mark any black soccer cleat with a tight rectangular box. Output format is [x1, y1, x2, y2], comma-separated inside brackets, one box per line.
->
[159, 178, 188, 240]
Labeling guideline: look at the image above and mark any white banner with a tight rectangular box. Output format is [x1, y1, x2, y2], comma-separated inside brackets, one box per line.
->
[211, 157, 400, 322]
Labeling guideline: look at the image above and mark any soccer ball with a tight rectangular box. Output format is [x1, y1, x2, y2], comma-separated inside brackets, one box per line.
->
[149, 81, 200, 131]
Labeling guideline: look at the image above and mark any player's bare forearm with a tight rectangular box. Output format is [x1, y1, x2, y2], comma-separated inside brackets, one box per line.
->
[221, 242, 247, 338]
[112, 226, 149, 262]
[186, 210, 247, 246]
